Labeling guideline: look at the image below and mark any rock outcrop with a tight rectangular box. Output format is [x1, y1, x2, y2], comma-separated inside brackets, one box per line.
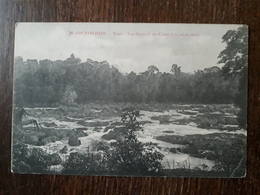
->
[68, 134, 81, 146]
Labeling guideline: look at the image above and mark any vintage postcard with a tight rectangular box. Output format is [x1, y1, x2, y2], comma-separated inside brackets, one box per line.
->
[12, 23, 248, 177]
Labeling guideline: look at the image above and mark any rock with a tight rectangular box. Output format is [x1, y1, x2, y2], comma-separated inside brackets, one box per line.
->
[194, 107, 210, 113]
[67, 129, 76, 137]
[31, 147, 48, 159]
[150, 116, 160, 120]
[94, 127, 102, 132]
[209, 112, 223, 120]
[42, 128, 69, 139]
[68, 134, 81, 146]
[205, 152, 217, 161]
[42, 122, 58, 127]
[77, 120, 109, 127]
[76, 120, 87, 126]
[33, 131, 46, 139]
[93, 121, 110, 127]
[41, 136, 59, 145]
[163, 130, 175, 133]
[182, 146, 199, 155]
[169, 148, 179, 153]
[139, 120, 153, 125]
[53, 130, 69, 139]
[173, 117, 190, 125]
[177, 110, 197, 115]
[67, 129, 88, 138]
[102, 127, 127, 140]
[159, 115, 171, 124]
[60, 145, 68, 154]
[48, 153, 62, 165]
[104, 126, 114, 132]
[23, 135, 39, 145]
[224, 116, 238, 125]
[110, 121, 124, 126]
[75, 127, 88, 131]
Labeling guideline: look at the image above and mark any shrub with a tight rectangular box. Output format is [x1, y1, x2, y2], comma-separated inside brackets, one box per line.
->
[100, 106, 164, 176]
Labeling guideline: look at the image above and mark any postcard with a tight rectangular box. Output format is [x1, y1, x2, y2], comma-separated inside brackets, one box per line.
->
[11, 23, 248, 177]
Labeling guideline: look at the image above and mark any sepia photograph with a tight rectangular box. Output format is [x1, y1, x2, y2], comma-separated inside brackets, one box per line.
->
[11, 23, 248, 177]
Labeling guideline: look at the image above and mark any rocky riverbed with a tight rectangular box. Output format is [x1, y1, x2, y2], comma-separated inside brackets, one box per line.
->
[12, 103, 246, 176]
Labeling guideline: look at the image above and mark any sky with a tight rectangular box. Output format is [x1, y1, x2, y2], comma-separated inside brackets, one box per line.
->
[14, 23, 241, 73]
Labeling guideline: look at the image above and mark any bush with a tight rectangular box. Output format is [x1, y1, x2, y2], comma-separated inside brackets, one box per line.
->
[62, 151, 107, 175]
[100, 106, 164, 176]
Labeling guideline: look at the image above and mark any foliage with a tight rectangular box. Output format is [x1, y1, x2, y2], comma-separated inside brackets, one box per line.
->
[218, 26, 248, 77]
[218, 25, 248, 129]
[99, 106, 164, 176]
[12, 141, 49, 173]
[13, 55, 239, 107]
[61, 85, 78, 106]
[62, 151, 107, 175]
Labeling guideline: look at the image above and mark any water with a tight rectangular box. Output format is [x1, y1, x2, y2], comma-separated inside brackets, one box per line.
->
[23, 105, 246, 171]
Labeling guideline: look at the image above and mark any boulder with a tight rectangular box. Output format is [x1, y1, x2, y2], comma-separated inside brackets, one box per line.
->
[67, 129, 88, 138]
[48, 153, 62, 165]
[182, 146, 199, 155]
[77, 131, 88, 137]
[40, 136, 59, 145]
[60, 145, 68, 154]
[159, 115, 171, 124]
[102, 127, 127, 140]
[33, 131, 46, 139]
[68, 134, 81, 146]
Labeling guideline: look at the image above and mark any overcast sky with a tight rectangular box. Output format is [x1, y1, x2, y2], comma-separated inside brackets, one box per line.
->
[15, 23, 241, 73]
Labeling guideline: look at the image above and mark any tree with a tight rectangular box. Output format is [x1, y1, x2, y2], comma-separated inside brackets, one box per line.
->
[170, 64, 181, 75]
[218, 26, 248, 77]
[100, 106, 164, 175]
[61, 85, 78, 106]
[142, 65, 159, 75]
[218, 25, 248, 128]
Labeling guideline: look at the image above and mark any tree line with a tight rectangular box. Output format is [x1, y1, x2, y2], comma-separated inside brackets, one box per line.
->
[13, 54, 239, 107]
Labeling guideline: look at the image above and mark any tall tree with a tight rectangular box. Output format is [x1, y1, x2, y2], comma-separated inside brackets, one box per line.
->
[218, 25, 248, 128]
